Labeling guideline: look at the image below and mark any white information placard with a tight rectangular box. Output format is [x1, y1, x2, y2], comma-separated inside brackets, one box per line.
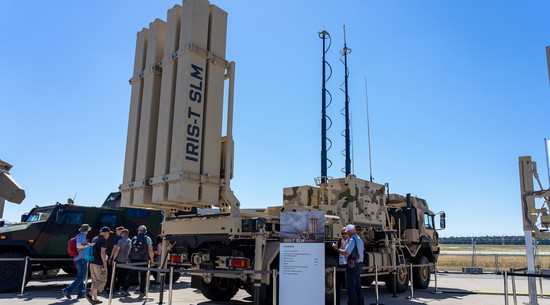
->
[279, 211, 324, 305]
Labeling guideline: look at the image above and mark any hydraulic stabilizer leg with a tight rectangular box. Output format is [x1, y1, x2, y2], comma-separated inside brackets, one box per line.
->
[253, 228, 266, 305]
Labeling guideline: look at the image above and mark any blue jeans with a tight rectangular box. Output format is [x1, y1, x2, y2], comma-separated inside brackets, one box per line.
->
[346, 262, 364, 305]
[66, 258, 88, 296]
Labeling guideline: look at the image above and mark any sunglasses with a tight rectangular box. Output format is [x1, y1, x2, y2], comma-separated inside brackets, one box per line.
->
[341, 232, 347, 235]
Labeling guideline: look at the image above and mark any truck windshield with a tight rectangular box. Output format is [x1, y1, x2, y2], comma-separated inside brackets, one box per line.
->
[25, 208, 54, 222]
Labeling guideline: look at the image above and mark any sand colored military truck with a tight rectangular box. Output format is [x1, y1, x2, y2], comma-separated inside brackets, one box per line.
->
[155, 176, 445, 304]
[282, 175, 445, 295]
[0, 193, 163, 293]
[116, 1, 446, 304]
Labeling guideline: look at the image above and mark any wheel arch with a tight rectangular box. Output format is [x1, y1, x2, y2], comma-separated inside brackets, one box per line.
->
[0, 244, 31, 256]
[414, 241, 435, 263]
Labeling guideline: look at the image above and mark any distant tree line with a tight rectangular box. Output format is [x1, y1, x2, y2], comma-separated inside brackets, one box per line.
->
[440, 236, 550, 245]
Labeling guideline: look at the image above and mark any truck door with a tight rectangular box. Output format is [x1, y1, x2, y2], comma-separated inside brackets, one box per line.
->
[39, 209, 85, 256]
[95, 212, 120, 251]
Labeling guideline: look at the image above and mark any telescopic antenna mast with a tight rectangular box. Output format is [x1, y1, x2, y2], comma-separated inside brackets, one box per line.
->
[365, 78, 373, 182]
[318, 28, 332, 184]
[341, 25, 352, 177]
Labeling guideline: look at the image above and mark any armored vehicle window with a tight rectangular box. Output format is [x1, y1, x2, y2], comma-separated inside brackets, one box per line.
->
[60, 211, 84, 225]
[127, 208, 149, 218]
[97, 213, 118, 227]
[424, 213, 434, 230]
[26, 208, 54, 222]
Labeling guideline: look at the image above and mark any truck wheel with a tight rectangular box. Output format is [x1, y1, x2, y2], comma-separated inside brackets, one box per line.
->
[244, 283, 253, 296]
[32, 268, 59, 279]
[0, 252, 31, 293]
[361, 276, 374, 286]
[325, 256, 338, 305]
[200, 276, 239, 302]
[389, 209, 407, 233]
[62, 267, 77, 275]
[385, 265, 409, 293]
[413, 255, 430, 289]
[246, 277, 279, 305]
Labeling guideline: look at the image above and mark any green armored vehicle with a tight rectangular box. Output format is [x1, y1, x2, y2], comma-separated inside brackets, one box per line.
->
[0, 192, 163, 293]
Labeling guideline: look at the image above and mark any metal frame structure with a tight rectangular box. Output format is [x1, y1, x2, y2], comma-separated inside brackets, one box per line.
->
[518, 156, 550, 304]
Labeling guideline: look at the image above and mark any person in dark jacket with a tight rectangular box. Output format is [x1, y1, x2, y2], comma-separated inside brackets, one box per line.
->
[86, 226, 112, 304]
[121, 225, 154, 299]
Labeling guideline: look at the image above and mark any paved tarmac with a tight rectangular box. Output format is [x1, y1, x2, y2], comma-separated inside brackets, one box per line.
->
[2, 271, 550, 304]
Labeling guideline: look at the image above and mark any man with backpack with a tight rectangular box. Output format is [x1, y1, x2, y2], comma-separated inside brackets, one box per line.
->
[62, 224, 90, 299]
[86, 226, 112, 304]
[334, 224, 365, 305]
[121, 225, 154, 299]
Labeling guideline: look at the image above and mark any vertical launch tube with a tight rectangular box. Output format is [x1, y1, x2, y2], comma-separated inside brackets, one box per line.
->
[121, 29, 148, 206]
[133, 19, 166, 206]
[152, 5, 182, 204]
[168, 0, 210, 203]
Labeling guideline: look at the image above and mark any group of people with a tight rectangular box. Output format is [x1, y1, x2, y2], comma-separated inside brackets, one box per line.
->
[61, 221, 364, 304]
[332, 224, 365, 305]
[62, 224, 156, 304]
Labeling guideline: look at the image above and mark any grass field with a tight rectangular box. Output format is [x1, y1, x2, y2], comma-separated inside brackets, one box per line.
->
[437, 244, 550, 271]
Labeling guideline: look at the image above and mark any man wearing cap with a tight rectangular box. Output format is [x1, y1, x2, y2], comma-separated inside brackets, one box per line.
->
[86, 226, 112, 304]
[121, 225, 154, 299]
[110, 228, 131, 293]
[105, 226, 125, 292]
[108, 226, 124, 266]
[62, 224, 90, 299]
[334, 224, 365, 305]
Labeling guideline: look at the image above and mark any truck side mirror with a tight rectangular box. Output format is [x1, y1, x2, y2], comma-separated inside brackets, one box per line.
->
[21, 213, 28, 222]
[439, 212, 446, 229]
[0, 220, 4, 227]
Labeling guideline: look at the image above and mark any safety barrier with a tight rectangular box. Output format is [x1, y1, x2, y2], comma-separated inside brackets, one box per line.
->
[6, 256, 440, 304]
[331, 262, 440, 305]
[440, 251, 550, 273]
[5, 255, 275, 304]
[0, 256, 75, 296]
[503, 269, 550, 305]
[112, 261, 274, 305]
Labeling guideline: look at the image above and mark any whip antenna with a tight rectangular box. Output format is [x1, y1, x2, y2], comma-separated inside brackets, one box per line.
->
[365, 77, 373, 182]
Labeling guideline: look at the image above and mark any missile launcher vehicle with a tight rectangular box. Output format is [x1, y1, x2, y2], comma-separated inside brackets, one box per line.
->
[117, 1, 447, 304]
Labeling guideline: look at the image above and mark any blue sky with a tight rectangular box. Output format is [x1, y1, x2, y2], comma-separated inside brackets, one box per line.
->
[1, 1, 549, 237]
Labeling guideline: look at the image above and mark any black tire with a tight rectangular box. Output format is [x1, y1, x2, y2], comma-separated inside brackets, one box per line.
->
[389, 209, 407, 234]
[152, 270, 181, 284]
[413, 255, 431, 289]
[385, 264, 409, 293]
[0, 252, 31, 293]
[32, 268, 59, 279]
[361, 276, 374, 286]
[200, 276, 239, 302]
[244, 283, 253, 296]
[246, 276, 279, 305]
[62, 267, 77, 275]
[325, 256, 338, 305]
